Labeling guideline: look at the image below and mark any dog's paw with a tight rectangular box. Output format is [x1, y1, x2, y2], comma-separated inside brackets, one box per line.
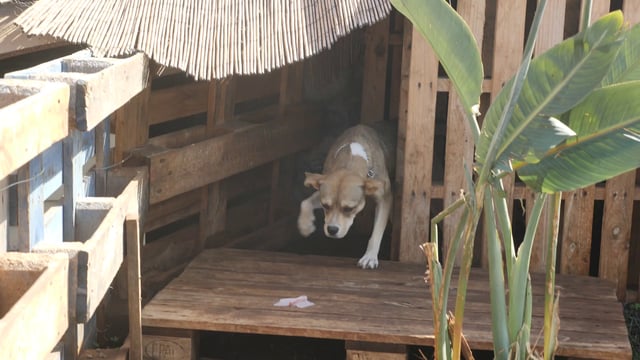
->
[297, 215, 316, 237]
[358, 254, 379, 269]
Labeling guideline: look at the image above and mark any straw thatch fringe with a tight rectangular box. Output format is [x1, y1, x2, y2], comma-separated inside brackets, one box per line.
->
[15, 0, 391, 80]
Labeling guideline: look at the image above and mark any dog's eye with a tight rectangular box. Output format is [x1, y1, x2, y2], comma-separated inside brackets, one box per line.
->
[321, 203, 331, 210]
[342, 206, 354, 213]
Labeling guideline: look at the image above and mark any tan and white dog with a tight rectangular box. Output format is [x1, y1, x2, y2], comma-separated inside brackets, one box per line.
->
[297, 124, 393, 269]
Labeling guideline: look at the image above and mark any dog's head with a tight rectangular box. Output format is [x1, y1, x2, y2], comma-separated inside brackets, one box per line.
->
[304, 170, 384, 239]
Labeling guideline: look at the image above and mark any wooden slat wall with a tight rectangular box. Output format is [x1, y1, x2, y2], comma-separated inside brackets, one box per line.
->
[395, 0, 640, 300]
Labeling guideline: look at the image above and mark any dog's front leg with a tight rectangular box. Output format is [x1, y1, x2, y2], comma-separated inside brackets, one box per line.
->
[358, 191, 392, 269]
[298, 191, 321, 237]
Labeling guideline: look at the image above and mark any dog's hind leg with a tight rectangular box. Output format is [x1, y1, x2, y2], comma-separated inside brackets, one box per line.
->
[358, 191, 392, 269]
[298, 191, 321, 237]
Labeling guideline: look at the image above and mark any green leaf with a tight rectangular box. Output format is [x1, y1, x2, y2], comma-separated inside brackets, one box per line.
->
[477, 11, 624, 170]
[391, 0, 483, 126]
[517, 81, 640, 192]
[601, 22, 640, 85]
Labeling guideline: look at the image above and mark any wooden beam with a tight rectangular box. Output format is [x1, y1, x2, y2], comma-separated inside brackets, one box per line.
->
[6, 52, 149, 131]
[599, 171, 636, 300]
[393, 21, 438, 263]
[0, 253, 69, 360]
[144, 106, 324, 204]
[126, 215, 143, 360]
[0, 80, 69, 178]
[114, 80, 150, 164]
[148, 81, 209, 125]
[443, 0, 486, 263]
[360, 16, 390, 124]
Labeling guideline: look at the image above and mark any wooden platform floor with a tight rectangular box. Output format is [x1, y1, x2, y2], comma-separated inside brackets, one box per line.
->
[141, 249, 632, 359]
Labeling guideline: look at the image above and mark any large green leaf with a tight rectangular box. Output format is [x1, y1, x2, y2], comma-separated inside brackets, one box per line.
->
[517, 81, 640, 193]
[601, 22, 640, 85]
[476, 11, 625, 171]
[391, 0, 483, 128]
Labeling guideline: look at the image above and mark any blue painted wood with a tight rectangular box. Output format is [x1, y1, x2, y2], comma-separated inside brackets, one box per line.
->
[41, 141, 63, 199]
[63, 129, 95, 241]
[16, 155, 45, 251]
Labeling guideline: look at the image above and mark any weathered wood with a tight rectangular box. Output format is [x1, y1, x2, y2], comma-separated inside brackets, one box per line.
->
[148, 82, 209, 125]
[142, 328, 198, 360]
[141, 249, 632, 359]
[0, 176, 7, 252]
[443, 0, 485, 263]
[16, 155, 46, 251]
[560, 188, 596, 276]
[346, 341, 407, 360]
[0, 252, 69, 360]
[0, 80, 69, 178]
[126, 215, 143, 360]
[387, 13, 405, 122]
[393, 21, 438, 263]
[6, 52, 149, 131]
[481, 0, 527, 268]
[145, 189, 200, 232]
[114, 84, 151, 163]
[63, 129, 96, 241]
[144, 106, 323, 204]
[529, 0, 567, 273]
[599, 171, 636, 300]
[237, 69, 282, 105]
[360, 16, 390, 124]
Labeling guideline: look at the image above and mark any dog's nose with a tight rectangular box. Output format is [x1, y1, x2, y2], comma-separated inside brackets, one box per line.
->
[327, 225, 339, 236]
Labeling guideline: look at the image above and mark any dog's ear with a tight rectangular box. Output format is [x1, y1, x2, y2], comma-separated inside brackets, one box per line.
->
[363, 179, 385, 198]
[304, 172, 324, 190]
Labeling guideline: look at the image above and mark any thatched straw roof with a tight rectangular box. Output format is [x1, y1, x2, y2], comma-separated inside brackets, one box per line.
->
[14, 0, 391, 80]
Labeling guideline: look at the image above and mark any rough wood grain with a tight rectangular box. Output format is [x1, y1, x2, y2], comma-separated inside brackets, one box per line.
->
[599, 171, 636, 300]
[0, 253, 69, 360]
[145, 106, 324, 204]
[360, 16, 390, 124]
[126, 215, 143, 360]
[443, 0, 485, 264]
[141, 249, 632, 359]
[0, 80, 69, 178]
[560, 188, 596, 275]
[148, 82, 209, 126]
[6, 52, 148, 131]
[393, 21, 437, 263]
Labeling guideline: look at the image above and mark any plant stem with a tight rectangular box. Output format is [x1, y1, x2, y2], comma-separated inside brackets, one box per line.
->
[484, 189, 510, 359]
[543, 192, 562, 359]
[581, 0, 593, 31]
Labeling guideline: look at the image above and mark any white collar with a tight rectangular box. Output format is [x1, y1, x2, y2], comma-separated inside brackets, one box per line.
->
[335, 142, 374, 178]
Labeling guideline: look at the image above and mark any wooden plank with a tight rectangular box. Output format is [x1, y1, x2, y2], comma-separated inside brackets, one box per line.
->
[393, 21, 438, 263]
[114, 84, 151, 163]
[0, 176, 6, 252]
[198, 78, 236, 253]
[623, 1, 640, 24]
[278, 63, 304, 113]
[360, 16, 390, 124]
[141, 249, 632, 359]
[148, 82, 209, 125]
[145, 189, 200, 232]
[560, 188, 596, 275]
[144, 106, 324, 204]
[599, 171, 636, 300]
[442, 0, 485, 263]
[529, 0, 567, 273]
[16, 155, 46, 251]
[6, 52, 149, 131]
[0, 80, 69, 178]
[0, 253, 69, 360]
[142, 328, 198, 360]
[481, 0, 528, 268]
[63, 129, 95, 241]
[126, 215, 143, 360]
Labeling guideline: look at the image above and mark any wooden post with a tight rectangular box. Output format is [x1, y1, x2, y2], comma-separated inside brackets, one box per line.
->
[198, 78, 235, 251]
[442, 0, 486, 263]
[114, 85, 151, 164]
[528, 0, 567, 273]
[126, 215, 143, 360]
[481, 0, 528, 268]
[63, 129, 95, 242]
[360, 16, 390, 124]
[392, 20, 438, 263]
[17, 155, 45, 251]
[0, 176, 6, 252]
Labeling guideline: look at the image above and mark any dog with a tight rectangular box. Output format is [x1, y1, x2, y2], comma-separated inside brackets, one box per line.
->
[297, 124, 394, 269]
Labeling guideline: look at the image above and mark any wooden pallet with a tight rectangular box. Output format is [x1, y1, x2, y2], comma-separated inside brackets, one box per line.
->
[141, 249, 631, 359]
